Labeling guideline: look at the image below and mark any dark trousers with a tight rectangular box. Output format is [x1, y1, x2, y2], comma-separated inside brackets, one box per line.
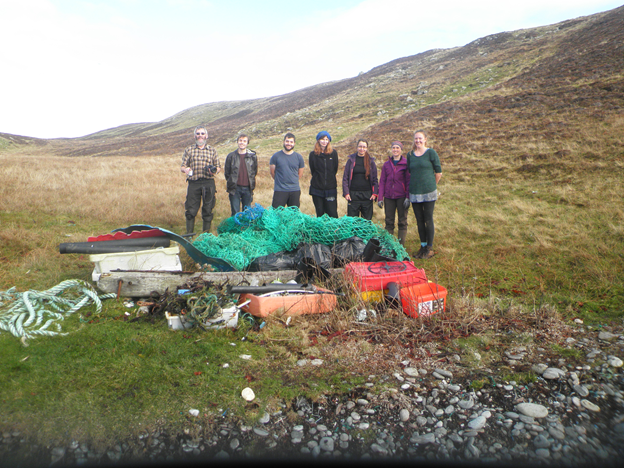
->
[412, 201, 436, 246]
[383, 197, 408, 234]
[347, 190, 374, 220]
[228, 185, 253, 217]
[185, 178, 216, 231]
[312, 195, 338, 218]
[272, 191, 301, 209]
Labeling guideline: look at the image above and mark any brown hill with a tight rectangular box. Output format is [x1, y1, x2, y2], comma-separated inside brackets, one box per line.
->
[1, 5, 623, 163]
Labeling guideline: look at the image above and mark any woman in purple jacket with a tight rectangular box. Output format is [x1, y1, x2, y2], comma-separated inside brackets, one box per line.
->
[378, 141, 410, 245]
[342, 139, 378, 220]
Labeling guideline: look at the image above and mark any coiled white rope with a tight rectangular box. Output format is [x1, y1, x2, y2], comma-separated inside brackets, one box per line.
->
[0, 279, 116, 344]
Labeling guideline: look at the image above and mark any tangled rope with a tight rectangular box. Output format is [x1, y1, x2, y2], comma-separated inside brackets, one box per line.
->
[187, 293, 221, 324]
[0, 279, 116, 344]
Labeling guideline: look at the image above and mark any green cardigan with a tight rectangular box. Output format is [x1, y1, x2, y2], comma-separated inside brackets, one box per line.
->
[406, 148, 442, 195]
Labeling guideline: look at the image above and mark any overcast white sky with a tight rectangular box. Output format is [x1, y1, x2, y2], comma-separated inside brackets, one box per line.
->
[0, 0, 621, 139]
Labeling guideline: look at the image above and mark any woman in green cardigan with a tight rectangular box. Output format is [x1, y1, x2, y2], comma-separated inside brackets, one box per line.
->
[406, 130, 442, 259]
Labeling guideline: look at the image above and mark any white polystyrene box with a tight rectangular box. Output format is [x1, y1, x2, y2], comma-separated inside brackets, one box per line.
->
[90, 246, 182, 281]
[204, 305, 239, 330]
[165, 312, 195, 330]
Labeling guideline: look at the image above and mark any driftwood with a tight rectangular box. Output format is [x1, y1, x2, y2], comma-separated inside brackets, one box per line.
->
[96, 269, 344, 298]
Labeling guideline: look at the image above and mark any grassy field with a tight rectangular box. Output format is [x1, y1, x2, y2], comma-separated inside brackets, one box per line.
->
[1, 126, 623, 451]
[2, 7, 624, 454]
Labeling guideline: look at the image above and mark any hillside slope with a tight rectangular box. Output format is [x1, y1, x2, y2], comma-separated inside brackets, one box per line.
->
[1, 5, 623, 161]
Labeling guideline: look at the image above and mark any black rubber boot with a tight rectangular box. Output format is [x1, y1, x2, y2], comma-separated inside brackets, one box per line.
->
[398, 229, 407, 246]
[186, 219, 195, 235]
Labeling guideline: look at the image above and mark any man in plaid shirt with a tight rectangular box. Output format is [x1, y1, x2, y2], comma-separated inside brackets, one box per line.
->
[180, 125, 222, 235]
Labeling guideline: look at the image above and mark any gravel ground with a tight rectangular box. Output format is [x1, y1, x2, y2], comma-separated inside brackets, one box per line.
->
[2, 325, 624, 467]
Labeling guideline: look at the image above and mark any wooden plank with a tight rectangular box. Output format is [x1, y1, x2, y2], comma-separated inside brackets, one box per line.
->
[96, 269, 344, 297]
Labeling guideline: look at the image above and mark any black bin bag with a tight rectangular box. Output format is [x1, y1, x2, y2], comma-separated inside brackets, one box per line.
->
[331, 236, 367, 267]
[294, 243, 332, 283]
[246, 250, 298, 272]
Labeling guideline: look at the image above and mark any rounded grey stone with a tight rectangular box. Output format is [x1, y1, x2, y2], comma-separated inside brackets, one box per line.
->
[434, 368, 453, 378]
[370, 443, 388, 455]
[534, 434, 551, 449]
[468, 415, 487, 430]
[598, 331, 618, 341]
[536, 448, 551, 458]
[404, 367, 419, 377]
[543, 368, 566, 379]
[573, 384, 589, 397]
[410, 433, 436, 444]
[549, 428, 566, 440]
[319, 437, 334, 452]
[516, 403, 548, 418]
[580, 400, 600, 412]
[458, 397, 475, 410]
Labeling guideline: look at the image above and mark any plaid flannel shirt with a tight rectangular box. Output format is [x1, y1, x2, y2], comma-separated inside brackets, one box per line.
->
[181, 144, 221, 180]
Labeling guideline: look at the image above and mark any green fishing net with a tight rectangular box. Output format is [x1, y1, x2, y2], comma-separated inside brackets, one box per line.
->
[193, 204, 410, 271]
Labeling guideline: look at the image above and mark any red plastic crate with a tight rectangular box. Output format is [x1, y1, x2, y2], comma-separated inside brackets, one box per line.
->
[344, 261, 427, 292]
[400, 282, 447, 317]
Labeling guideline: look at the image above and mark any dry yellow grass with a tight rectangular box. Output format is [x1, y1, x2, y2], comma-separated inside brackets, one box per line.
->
[0, 146, 395, 236]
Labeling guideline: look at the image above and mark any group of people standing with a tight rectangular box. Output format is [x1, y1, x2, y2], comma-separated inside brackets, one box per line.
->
[180, 127, 442, 259]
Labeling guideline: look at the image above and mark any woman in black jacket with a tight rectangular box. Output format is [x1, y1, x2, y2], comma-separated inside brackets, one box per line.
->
[309, 131, 339, 218]
[342, 139, 379, 220]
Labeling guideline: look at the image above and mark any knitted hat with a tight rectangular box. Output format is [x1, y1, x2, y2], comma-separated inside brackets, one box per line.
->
[316, 131, 332, 141]
[391, 140, 404, 150]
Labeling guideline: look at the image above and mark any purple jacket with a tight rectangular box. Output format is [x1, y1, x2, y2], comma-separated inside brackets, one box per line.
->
[342, 153, 379, 197]
[379, 156, 410, 200]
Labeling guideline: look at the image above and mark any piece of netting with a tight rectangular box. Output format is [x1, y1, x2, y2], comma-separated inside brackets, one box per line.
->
[195, 205, 409, 271]
[217, 204, 265, 235]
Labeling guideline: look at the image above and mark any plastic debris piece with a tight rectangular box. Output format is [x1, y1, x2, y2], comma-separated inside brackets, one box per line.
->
[189, 409, 199, 417]
[241, 387, 255, 402]
[356, 309, 377, 321]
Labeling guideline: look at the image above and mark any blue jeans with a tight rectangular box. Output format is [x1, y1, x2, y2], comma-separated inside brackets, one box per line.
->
[229, 185, 253, 216]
